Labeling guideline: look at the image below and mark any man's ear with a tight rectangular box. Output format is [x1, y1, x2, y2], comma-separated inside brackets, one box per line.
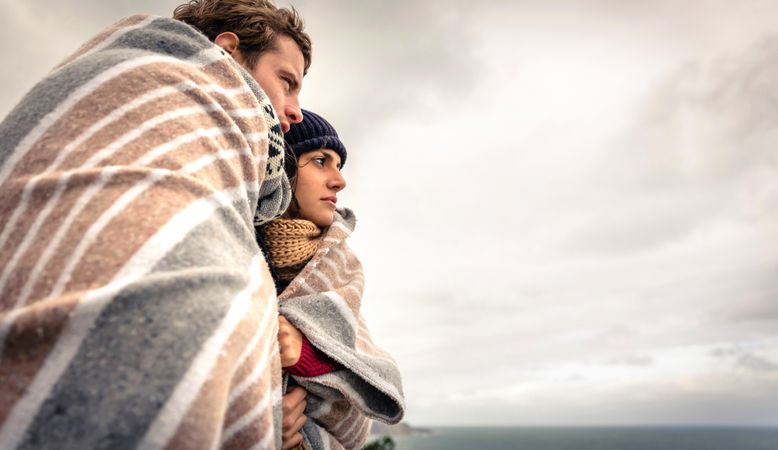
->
[214, 32, 240, 57]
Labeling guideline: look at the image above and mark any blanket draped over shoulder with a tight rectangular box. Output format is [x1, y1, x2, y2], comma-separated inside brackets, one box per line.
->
[0, 15, 290, 450]
[278, 209, 405, 450]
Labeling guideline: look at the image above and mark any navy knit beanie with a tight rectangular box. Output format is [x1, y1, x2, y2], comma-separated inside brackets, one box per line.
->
[285, 110, 347, 168]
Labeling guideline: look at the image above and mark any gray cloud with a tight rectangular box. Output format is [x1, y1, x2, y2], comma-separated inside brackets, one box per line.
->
[710, 347, 778, 372]
[411, 373, 778, 426]
[562, 33, 778, 259]
[657, 258, 778, 324]
[3, 0, 778, 428]
[564, 198, 713, 256]
[732, 303, 778, 325]
[626, 34, 778, 187]
[736, 353, 778, 372]
[288, 0, 481, 143]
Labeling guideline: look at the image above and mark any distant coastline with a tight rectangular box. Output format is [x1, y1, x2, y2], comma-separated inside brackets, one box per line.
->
[369, 426, 778, 450]
[370, 421, 433, 437]
[369, 424, 778, 439]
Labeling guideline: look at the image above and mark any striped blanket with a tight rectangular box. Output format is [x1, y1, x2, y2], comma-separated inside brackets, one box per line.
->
[278, 209, 405, 450]
[0, 15, 290, 450]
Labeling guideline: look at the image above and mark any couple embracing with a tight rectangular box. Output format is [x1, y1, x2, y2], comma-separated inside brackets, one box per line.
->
[0, 1, 404, 449]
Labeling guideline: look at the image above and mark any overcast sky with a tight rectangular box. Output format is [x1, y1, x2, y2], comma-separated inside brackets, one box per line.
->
[2, 0, 777, 428]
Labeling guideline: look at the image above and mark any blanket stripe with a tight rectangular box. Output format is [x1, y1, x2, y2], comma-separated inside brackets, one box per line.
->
[0, 15, 289, 450]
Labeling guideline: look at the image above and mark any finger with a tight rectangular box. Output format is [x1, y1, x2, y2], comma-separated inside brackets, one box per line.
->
[282, 392, 305, 415]
[278, 341, 300, 368]
[278, 341, 292, 356]
[277, 325, 295, 344]
[291, 398, 307, 422]
[282, 415, 307, 441]
[279, 346, 301, 368]
[287, 386, 307, 403]
[281, 416, 308, 441]
[277, 322, 290, 338]
[282, 399, 306, 430]
[277, 316, 289, 332]
[291, 413, 307, 434]
[281, 431, 303, 450]
[282, 388, 307, 414]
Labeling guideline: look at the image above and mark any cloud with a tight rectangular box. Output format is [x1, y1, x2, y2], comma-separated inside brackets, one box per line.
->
[407, 345, 778, 426]
[731, 301, 778, 325]
[707, 261, 778, 327]
[637, 35, 778, 182]
[363, 25, 778, 420]
[559, 33, 778, 261]
[711, 346, 778, 372]
[3, 0, 778, 428]
[736, 353, 778, 372]
[0, 0, 180, 118]
[605, 34, 778, 196]
[604, 354, 654, 367]
[291, 0, 481, 144]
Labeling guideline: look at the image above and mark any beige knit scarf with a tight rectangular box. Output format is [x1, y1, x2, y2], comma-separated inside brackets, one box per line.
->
[261, 218, 323, 283]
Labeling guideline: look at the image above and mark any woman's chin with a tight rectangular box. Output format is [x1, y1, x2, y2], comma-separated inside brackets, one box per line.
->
[312, 212, 334, 228]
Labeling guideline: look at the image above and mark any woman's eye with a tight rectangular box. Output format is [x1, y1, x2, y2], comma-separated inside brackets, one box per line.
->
[314, 157, 326, 166]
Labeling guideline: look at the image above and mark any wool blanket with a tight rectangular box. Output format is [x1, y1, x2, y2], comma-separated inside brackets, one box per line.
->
[278, 209, 405, 450]
[0, 15, 291, 450]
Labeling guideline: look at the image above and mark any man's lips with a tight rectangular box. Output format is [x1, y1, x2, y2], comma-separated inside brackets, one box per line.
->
[280, 121, 290, 133]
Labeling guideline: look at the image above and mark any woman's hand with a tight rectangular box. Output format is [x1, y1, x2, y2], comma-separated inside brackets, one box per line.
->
[278, 315, 303, 367]
[281, 386, 308, 449]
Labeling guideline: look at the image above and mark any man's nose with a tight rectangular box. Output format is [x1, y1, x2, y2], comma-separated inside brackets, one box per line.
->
[286, 102, 303, 125]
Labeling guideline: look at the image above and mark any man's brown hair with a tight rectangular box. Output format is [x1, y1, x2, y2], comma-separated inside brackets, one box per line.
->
[173, 0, 312, 74]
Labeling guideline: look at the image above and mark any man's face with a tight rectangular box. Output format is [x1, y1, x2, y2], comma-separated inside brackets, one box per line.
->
[248, 35, 305, 133]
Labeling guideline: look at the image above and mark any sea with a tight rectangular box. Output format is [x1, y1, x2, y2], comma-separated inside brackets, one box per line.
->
[386, 427, 778, 450]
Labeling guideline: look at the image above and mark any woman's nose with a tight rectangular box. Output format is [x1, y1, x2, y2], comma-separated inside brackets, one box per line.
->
[330, 170, 346, 191]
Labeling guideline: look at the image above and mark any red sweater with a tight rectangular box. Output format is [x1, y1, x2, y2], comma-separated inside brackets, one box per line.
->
[287, 335, 339, 377]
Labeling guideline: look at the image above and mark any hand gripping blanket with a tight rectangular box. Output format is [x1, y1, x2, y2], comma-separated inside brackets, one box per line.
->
[0, 15, 291, 450]
[277, 209, 405, 450]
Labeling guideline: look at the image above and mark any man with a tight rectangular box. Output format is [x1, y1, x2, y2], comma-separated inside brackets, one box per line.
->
[175, 3, 311, 448]
[0, 1, 309, 448]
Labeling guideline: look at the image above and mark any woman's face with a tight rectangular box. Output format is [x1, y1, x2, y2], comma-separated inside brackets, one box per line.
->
[292, 149, 346, 227]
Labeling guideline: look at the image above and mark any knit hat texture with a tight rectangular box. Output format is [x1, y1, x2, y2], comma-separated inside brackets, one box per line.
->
[285, 110, 347, 168]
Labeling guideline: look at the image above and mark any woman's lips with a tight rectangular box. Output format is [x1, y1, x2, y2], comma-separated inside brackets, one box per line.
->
[322, 197, 337, 206]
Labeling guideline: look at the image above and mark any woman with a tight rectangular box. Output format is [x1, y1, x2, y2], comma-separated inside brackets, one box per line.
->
[256, 111, 405, 450]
